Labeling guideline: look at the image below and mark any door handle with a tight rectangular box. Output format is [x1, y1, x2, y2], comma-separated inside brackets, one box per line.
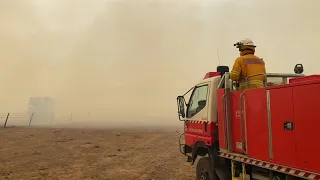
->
[204, 122, 208, 132]
[284, 121, 294, 131]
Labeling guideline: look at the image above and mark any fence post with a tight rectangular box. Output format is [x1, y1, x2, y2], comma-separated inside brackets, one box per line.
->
[29, 113, 34, 126]
[70, 112, 73, 121]
[50, 112, 54, 124]
[4, 113, 10, 128]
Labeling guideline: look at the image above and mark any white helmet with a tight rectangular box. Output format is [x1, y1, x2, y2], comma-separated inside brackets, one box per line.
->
[234, 38, 256, 48]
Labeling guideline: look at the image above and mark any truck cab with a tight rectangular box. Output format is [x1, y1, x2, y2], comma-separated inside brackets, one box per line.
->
[177, 71, 222, 163]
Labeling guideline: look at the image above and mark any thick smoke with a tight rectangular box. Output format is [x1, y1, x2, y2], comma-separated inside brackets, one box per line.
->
[0, 0, 319, 127]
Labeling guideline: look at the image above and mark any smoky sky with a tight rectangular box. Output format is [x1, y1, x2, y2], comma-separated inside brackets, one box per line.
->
[0, 0, 319, 124]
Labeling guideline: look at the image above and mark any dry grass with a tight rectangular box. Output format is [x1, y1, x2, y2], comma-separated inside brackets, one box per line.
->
[0, 127, 195, 180]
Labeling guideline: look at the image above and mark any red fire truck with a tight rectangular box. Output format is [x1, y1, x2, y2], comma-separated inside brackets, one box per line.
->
[177, 64, 320, 180]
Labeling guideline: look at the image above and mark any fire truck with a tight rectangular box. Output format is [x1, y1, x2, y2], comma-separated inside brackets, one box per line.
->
[176, 64, 320, 180]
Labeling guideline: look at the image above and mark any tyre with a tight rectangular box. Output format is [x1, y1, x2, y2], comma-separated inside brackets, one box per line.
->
[196, 157, 219, 180]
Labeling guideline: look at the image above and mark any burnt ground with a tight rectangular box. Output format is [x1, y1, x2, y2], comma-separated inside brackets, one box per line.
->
[0, 127, 195, 180]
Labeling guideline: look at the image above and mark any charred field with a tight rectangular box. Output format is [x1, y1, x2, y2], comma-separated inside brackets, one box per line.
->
[0, 127, 195, 180]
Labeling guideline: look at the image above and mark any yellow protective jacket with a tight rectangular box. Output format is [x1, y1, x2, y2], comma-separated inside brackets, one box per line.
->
[230, 51, 266, 91]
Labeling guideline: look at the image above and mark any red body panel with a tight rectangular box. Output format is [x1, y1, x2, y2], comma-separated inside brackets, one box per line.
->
[216, 78, 320, 174]
[293, 83, 320, 173]
[245, 88, 269, 161]
[230, 91, 243, 154]
[269, 87, 296, 166]
[216, 90, 244, 153]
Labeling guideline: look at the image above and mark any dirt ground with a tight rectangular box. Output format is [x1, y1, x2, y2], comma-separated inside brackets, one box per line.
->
[0, 127, 195, 180]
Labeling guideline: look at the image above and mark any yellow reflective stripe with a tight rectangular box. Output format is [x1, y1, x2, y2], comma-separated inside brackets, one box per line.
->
[239, 80, 264, 87]
[231, 70, 240, 76]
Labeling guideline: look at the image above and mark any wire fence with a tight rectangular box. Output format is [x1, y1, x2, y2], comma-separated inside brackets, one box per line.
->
[1, 112, 75, 128]
[0, 112, 176, 129]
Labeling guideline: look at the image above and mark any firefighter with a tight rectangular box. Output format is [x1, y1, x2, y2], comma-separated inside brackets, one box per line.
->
[230, 38, 266, 91]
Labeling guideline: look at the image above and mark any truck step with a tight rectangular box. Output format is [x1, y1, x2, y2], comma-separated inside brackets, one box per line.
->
[251, 173, 269, 180]
[186, 153, 192, 165]
[229, 172, 250, 180]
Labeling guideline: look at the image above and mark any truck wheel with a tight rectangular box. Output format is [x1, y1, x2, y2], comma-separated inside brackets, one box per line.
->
[196, 157, 219, 180]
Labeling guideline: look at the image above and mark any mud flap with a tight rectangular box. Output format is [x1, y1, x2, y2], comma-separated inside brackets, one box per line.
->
[215, 165, 232, 180]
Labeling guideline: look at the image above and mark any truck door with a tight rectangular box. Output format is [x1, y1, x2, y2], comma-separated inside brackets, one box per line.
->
[184, 84, 211, 146]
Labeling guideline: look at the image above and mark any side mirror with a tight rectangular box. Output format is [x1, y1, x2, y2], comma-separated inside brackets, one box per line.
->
[176, 96, 186, 119]
[294, 64, 304, 74]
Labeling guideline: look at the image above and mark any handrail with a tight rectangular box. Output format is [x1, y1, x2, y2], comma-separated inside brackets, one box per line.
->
[222, 94, 228, 147]
[179, 132, 186, 154]
[266, 73, 304, 84]
[232, 73, 305, 90]
[217, 74, 226, 89]
[223, 73, 233, 152]
[239, 91, 248, 153]
[266, 73, 304, 78]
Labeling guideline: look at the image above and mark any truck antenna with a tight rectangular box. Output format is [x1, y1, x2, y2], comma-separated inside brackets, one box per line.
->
[216, 48, 221, 65]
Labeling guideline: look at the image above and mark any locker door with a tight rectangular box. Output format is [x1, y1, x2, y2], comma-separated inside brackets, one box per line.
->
[294, 83, 320, 173]
[269, 87, 296, 166]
